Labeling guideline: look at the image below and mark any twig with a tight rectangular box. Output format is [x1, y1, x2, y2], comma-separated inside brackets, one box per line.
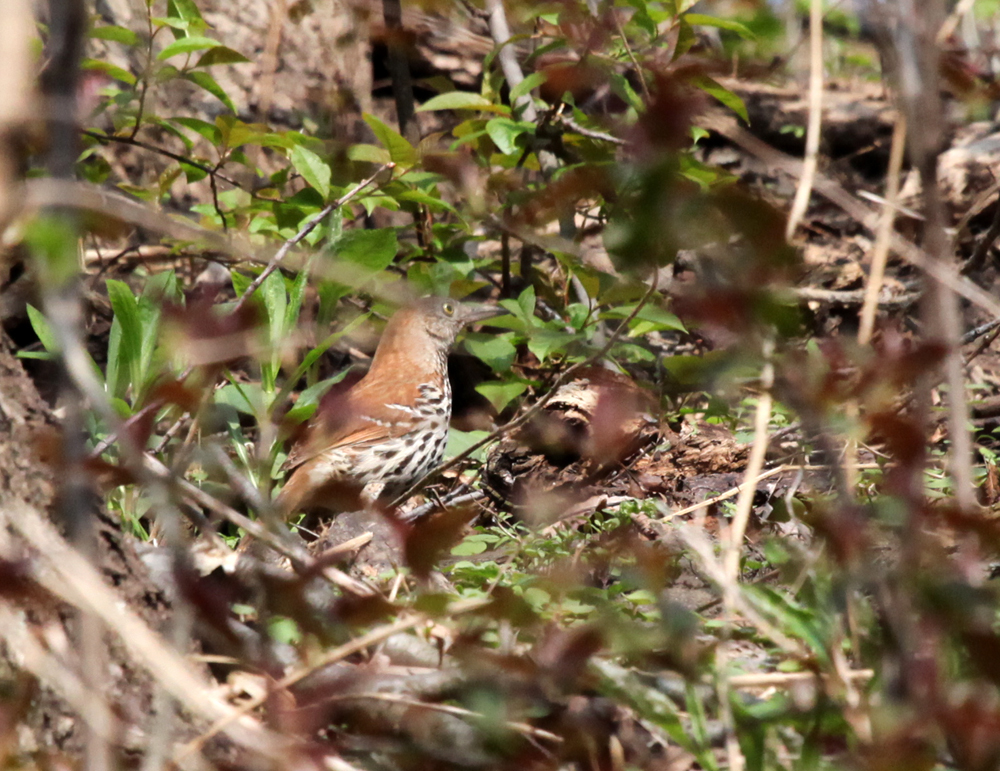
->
[176, 597, 491, 761]
[722, 341, 775, 586]
[858, 115, 907, 345]
[784, 0, 824, 242]
[962, 318, 1000, 346]
[660, 463, 881, 521]
[700, 112, 1000, 320]
[961, 188, 1000, 275]
[82, 129, 242, 188]
[794, 285, 919, 308]
[232, 162, 393, 314]
[553, 112, 626, 146]
[390, 273, 661, 507]
[400, 490, 486, 523]
[2, 502, 288, 760]
[727, 669, 874, 688]
[320, 692, 563, 743]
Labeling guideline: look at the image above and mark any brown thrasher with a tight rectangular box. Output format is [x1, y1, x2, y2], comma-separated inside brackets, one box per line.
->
[276, 297, 504, 518]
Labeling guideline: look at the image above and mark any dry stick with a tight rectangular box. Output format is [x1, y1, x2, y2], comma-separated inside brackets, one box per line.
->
[390, 273, 661, 508]
[846, 115, 908, 490]
[717, 340, 774, 771]
[858, 115, 907, 346]
[321, 692, 563, 743]
[784, 0, 824, 242]
[699, 113, 1000, 321]
[142, 454, 375, 597]
[232, 162, 394, 315]
[722, 342, 775, 585]
[660, 463, 880, 521]
[727, 669, 874, 688]
[961, 188, 1000, 275]
[176, 598, 491, 761]
[83, 129, 242, 188]
[0, 604, 120, 746]
[2, 502, 289, 761]
[897, 1, 975, 512]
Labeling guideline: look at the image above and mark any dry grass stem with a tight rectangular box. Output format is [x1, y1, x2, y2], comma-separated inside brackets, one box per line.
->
[784, 0, 824, 241]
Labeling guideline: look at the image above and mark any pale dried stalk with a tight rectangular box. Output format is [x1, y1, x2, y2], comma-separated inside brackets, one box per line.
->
[858, 115, 908, 346]
[722, 339, 775, 585]
[1, 502, 289, 760]
[784, 0, 824, 241]
[700, 113, 1000, 320]
[177, 597, 491, 760]
[728, 668, 874, 688]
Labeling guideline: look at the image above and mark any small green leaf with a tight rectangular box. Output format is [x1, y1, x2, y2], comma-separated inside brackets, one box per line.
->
[290, 144, 331, 199]
[417, 92, 510, 114]
[683, 13, 755, 39]
[465, 334, 517, 372]
[509, 71, 547, 103]
[332, 228, 398, 273]
[172, 116, 222, 144]
[688, 74, 748, 123]
[194, 46, 251, 67]
[363, 114, 417, 168]
[183, 71, 236, 113]
[347, 143, 391, 164]
[157, 35, 221, 60]
[106, 280, 143, 399]
[81, 58, 136, 86]
[451, 538, 489, 556]
[475, 381, 527, 412]
[26, 305, 57, 353]
[486, 117, 533, 155]
[444, 429, 491, 462]
[89, 25, 139, 45]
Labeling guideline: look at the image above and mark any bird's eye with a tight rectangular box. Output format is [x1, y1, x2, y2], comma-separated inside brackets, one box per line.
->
[442, 302, 456, 316]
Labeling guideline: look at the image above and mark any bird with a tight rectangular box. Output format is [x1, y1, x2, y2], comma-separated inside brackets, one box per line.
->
[276, 296, 505, 519]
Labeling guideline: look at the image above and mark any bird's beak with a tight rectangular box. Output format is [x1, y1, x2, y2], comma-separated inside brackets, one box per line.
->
[461, 304, 509, 324]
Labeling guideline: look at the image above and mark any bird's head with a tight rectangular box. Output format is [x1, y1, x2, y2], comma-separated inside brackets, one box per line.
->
[410, 296, 508, 346]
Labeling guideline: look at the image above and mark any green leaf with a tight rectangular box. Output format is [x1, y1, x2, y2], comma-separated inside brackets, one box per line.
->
[527, 328, 577, 362]
[688, 74, 748, 123]
[290, 144, 331, 199]
[509, 71, 547, 103]
[106, 280, 143, 399]
[444, 429, 491, 462]
[475, 381, 527, 412]
[81, 58, 136, 86]
[683, 13, 755, 39]
[215, 382, 265, 417]
[172, 116, 222, 144]
[157, 35, 220, 60]
[89, 25, 139, 45]
[331, 228, 398, 273]
[26, 304, 57, 353]
[517, 285, 536, 320]
[363, 114, 417, 168]
[194, 46, 251, 67]
[347, 143, 391, 164]
[464, 333, 517, 372]
[604, 303, 686, 333]
[183, 71, 236, 113]
[417, 92, 510, 114]
[451, 538, 489, 556]
[485, 117, 533, 155]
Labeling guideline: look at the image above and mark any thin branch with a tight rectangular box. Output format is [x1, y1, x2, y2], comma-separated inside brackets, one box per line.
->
[232, 162, 393, 314]
[784, 0, 824, 241]
[961, 189, 1000, 275]
[83, 129, 242, 188]
[700, 112, 1000, 320]
[858, 114, 907, 344]
[321, 692, 563, 743]
[175, 597, 492, 761]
